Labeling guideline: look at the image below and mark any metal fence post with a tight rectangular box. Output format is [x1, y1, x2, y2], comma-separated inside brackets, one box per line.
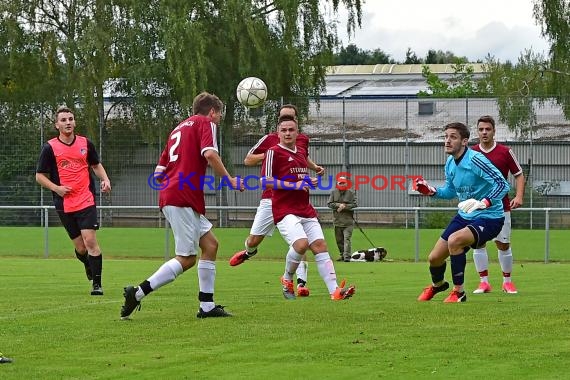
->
[544, 208, 550, 264]
[43, 207, 49, 259]
[164, 218, 170, 261]
[405, 98, 409, 229]
[414, 208, 420, 262]
[465, 97, 469, 125]
[342, 97, 347, 172]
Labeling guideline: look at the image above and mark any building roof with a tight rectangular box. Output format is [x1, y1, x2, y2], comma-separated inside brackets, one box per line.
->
[323, 64, 486, 99]
[326, 63, 486, 76]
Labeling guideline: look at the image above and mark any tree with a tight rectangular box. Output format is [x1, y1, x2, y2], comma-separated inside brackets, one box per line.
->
[369, 48, 395, 64]
[419, 63, 488, 98]
[334, 43, 394, 64]
[419, 47, 557, 138]
[1, 0, 118, 141]
[533, 0, 570, 117]
[456, 1, 570, 139]
[404, 48, 422, 64]
[482, 51, 549, 138]
[1, 0, 364, 144]
[0, 0, 364, 217]
[424, 49, 468, 64]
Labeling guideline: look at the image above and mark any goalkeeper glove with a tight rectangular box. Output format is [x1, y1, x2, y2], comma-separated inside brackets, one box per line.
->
[458, 198, 491, 213]
[415, 177, 435, 196]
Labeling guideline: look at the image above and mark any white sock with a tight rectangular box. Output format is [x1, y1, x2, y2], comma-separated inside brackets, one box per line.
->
[296, 260, 308, 284]
[198, 260, 216, 294]
[145, 258, 183, 296]
[472, 248, 489, 281]
[284, 248, 303, 281]
[135, 287, 145, 302]
[498, 248, 513, 282]
[314, 252, 337, 294]
[198, 260, 216, 312]
[244, 239, 257, 255]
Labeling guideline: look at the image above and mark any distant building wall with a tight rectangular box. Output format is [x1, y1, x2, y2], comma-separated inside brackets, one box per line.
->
[109, 141, 570, 228]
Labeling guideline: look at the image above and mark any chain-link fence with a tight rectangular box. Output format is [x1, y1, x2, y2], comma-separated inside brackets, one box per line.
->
[1, 97, 569, 229]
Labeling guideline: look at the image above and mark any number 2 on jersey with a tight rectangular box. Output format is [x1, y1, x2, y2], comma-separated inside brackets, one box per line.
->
[169, 131, 181, 162]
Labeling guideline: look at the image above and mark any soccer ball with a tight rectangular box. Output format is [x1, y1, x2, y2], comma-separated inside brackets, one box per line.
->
[236, 77, 267, 108]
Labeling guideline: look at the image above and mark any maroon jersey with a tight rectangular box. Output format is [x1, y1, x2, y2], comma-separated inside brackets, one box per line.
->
[156, 114, 218, 215]
[248, 132, 309, 199]
[472, 142, 523, 211]
[36, 135, 99, 212]
[262, 144, 317, 224]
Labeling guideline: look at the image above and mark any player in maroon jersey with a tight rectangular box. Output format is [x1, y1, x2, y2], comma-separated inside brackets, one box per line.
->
[120, 92, 244, 319]
[36, 106, 111, 296]
[229, 104, 324, 297]
[471, 115, 525, 294]
[261, 115, 355, 300]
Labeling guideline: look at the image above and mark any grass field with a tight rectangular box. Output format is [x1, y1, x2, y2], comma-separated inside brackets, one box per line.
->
[1, 227, 569, 379]
[0, 227, 567, 262]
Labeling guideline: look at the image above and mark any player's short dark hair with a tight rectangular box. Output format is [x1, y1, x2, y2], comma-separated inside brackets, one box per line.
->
[477, 115, 496, 129]
[277, 114, 297, 125]
[193, 92, 223, 116]
[279, 104, 298, 118]
[55, 106, 74, 119]
[444, 122, 470, 140]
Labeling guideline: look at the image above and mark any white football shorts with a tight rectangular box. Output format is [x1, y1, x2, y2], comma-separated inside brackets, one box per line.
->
[276, 214, 324, 246]
[493, 211, 512, 244]
[249, 198, 275, 237]
[162, 205, 213, 256]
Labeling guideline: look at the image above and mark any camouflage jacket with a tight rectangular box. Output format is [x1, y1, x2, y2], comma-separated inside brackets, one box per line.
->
[327, 188, 357, 227]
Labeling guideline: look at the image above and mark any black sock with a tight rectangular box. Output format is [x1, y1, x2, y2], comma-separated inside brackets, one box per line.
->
[88, 254, 103, 286]
[139, 280, 153, 296]
[198, 291, 214, 302]
[429, 261, 447, 285]
[75, 249, 89, 265]
[450, 253, 466, 287]
[297, 279, 306, 286]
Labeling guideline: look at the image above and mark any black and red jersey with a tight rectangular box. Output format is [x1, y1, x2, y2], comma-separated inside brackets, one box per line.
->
[36, 135, 100, 212]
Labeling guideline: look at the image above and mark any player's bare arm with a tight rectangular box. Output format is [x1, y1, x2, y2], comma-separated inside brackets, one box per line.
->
[307, 157, 324, 176]
[510, 173, 525, 209]
[92, 163, 111, 193]
[35, 172, 72, 197]
[204, 149, 244, 191]
[244, 152, 265, 166]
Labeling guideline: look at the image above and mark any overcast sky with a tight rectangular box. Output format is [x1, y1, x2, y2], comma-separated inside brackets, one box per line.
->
[334, 0, 550, 63]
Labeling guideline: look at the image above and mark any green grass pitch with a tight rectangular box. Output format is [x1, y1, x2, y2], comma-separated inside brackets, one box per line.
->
[1, 227, 569, 379]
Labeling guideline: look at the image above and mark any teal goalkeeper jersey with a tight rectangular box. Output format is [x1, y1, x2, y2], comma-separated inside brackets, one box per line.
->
[434, 148, 510, 220]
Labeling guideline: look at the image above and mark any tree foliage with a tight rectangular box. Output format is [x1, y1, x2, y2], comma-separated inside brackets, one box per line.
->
[0, 0, 363, 174]
[419, 51, 550, 138]
[471, 0, 570, 138]
[424, 49, 469, 64]
[334, 43, 394, 65]
[418, 63, 489, 98]
[482, 51, 549, 138]
[404, 48, 422, 64]
[0, 0, 364, 218]
[418, 0, 570, 138]
[1, 0, 364, 119]
[533, 0, 570, 117]
[333, 46, 467, 65]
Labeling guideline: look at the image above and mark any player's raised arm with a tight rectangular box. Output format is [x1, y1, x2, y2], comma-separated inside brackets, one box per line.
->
[244, 152, 265, 166]
[204, 149, 244, 191]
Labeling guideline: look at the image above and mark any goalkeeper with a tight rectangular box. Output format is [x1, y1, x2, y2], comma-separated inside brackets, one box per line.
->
[415, 122, 509, 303]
